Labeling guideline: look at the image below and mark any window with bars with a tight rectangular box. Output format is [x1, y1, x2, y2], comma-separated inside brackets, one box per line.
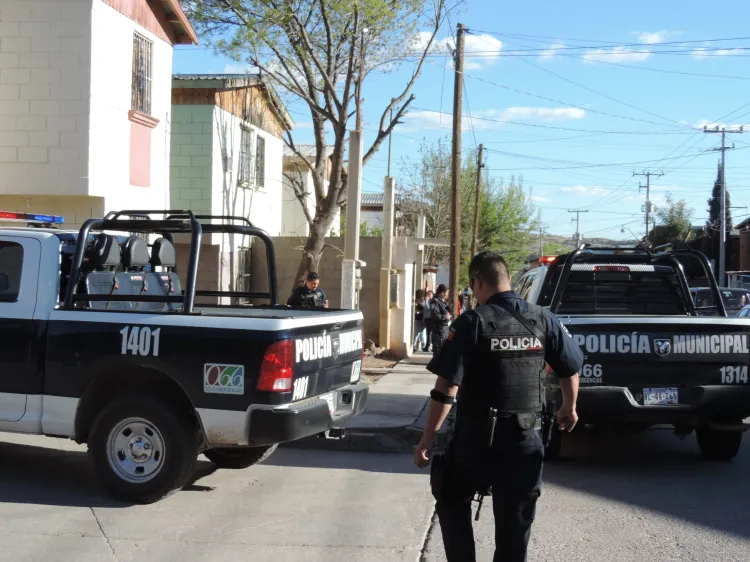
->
[131, 33, 153, 115]
[255, 136, 265, 188]
[239, 128, 254, 186]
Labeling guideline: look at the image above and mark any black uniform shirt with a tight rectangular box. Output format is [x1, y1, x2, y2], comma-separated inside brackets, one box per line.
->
[427, 291, 584, 387]
[430, 297, 452, 328]
[287, 286, 328, 308]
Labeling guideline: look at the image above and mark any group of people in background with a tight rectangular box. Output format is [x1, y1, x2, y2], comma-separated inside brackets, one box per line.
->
[414, 284, 472, 357]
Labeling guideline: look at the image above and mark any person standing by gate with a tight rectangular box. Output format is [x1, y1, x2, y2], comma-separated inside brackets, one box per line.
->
[429, 284, 452, 357]
[423, 290, 434, 352]
[413, 251, 583, 562]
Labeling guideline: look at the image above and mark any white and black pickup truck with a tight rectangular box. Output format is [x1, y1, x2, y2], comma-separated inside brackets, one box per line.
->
[515, 244, 750, 461]
[0, 210, 368, 503]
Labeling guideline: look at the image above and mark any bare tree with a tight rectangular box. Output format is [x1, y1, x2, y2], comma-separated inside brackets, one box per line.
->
[183, 0, 450, 288]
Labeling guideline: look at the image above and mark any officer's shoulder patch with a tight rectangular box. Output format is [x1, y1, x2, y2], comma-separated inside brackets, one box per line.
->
[446, 328, 456, 341]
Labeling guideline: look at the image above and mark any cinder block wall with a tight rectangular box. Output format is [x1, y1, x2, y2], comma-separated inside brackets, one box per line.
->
[251, 237, 384, 344]
[169, 105, 213, 215]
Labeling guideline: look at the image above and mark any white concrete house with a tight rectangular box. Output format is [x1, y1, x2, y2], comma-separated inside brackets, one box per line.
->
[0, 0, 197, 227]
[170, 74, 294, 300]
[281, 144, 339, 238]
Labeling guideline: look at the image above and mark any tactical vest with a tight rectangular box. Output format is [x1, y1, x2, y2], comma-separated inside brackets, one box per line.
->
[458, 302, 547, 416]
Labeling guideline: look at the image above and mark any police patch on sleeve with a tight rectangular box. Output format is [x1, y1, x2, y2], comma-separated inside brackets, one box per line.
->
[446, 328, 456, 341]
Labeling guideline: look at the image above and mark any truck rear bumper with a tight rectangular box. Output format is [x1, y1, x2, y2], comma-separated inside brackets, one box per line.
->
[572, 385, 750, 423]
[196, 383, 370, 448]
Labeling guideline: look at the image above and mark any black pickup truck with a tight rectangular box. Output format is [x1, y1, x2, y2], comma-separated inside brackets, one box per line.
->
[0, 210, 368, 502]
[514, 244, 750, 461]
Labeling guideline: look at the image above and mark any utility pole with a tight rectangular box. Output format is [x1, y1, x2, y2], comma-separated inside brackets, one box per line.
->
[470, 143, 484, 259]
[387, 98, 394, 177]
[449, 23, 466, 309]
[704, 125, 744, 287]
[633, 170, 663, 239]
[538, 218, 544, 256]
[341, 18, 367, 309]
[568, 209, 588, 246]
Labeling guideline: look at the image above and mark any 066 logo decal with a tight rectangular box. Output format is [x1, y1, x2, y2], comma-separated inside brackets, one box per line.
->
[204, 364, 245, 395]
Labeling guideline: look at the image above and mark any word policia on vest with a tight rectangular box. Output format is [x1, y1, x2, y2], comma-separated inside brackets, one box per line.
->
[570, 333, 749, 356]
[490, 336, 543, 352]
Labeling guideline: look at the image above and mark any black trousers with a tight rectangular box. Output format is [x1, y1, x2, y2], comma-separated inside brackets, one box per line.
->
[432, 418, 544, 562]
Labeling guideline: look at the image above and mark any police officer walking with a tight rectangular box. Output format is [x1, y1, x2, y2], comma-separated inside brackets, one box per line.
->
[430, 284, 453, 357]
[414, 251, 583, 562]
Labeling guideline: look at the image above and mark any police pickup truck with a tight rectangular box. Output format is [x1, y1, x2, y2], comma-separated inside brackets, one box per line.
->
[515, 244, 750, 461]
[0, 210, 368, 503]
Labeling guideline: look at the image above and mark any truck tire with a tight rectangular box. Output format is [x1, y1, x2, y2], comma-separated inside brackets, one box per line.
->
[204, 444, 278, 469]
[696, 427, 742, 461]
[88, 395, 198, 504]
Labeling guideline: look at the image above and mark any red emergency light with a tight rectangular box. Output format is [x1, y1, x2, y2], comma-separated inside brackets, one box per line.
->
[593, 265, 629, 272]
[0, 211, 64, 224]
[540, 256, 557, 263]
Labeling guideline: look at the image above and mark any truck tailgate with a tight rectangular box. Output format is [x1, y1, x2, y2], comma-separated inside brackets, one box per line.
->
[560, 317, 750, 396]
[288, 322, 363, 400]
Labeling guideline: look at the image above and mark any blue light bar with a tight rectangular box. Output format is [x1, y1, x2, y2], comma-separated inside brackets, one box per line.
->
[0, 211, 65, 224]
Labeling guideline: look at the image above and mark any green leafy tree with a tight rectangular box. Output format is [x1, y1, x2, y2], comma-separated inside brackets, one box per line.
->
[183, 0, 449, 290]
[398, 138, 536, 286]
[649, 193, 694, 246]
[702, 161, 731, 260]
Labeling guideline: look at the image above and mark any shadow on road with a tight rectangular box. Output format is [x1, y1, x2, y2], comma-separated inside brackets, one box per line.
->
[264, 447, 425, 476]
[544, 427, 750, 540]
[0, 441, 218, 508]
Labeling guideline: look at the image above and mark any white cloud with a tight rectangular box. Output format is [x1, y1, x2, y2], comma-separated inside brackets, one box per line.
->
[224, 63, 258, 74]
[410, 31, 503, 70]
[583, 46, 651, 64]
[693, 47, 745, 59]
[539, 42, 565, 61]
[559, 185, 611, 196]
[635, 30, 672, 44]
[402, 106, 585, 132]
[531, 195, 550, 203]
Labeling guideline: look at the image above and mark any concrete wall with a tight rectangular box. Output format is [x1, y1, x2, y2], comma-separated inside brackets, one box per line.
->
[361, 208, 384, 230]
[89, 0, 173, 212]
[250, 236, 383, 343]
[170, 104, 213, 215]
[0, 0, 92, 197]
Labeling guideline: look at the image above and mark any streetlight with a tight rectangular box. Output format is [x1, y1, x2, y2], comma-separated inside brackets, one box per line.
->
[621, 225, 639, 241]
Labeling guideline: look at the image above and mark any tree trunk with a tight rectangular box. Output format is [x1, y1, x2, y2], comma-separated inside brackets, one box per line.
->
[292, 215, 335, 294]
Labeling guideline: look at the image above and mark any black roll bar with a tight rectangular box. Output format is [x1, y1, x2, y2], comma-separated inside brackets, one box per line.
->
[548, 241, 727, 316]
[61, 210, 280, 312]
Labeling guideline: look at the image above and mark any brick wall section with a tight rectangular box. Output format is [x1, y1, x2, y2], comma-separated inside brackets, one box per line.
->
[0, 0, 91, 195]
[250, 237, 383, 344]
[170, 104, 213, 214]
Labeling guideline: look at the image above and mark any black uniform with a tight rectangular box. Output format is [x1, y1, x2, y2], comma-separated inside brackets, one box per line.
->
[287, 286, 327, 308]
[427, 291, 583, 562]
[430, 296, 452, 356]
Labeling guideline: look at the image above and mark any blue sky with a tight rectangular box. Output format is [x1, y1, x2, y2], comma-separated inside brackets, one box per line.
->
[174, 0, 750, 239]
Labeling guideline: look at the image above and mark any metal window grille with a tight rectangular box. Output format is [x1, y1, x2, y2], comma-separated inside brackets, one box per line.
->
[255, 136, 265, 188]
[131, 33, 153, 115]
[238, 128, 254, 185]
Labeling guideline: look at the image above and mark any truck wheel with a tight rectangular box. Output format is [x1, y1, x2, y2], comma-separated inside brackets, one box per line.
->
[88, 396, 198, 504]
[696, 427, 742, 461]
[203, 444, 278, 469]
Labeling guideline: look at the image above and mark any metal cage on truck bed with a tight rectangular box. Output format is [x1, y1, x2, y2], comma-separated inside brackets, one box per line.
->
[61, 210, 279, 313]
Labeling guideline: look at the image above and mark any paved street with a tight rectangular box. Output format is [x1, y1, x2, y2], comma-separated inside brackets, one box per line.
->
[1, 427, 749, 561]
[424, 427, 750, 562]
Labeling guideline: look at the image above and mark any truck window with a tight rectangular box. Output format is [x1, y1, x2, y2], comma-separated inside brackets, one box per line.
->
[518, 273, 536, 300]
[0, 241, 23, 303]
[549, 266, 689, 315]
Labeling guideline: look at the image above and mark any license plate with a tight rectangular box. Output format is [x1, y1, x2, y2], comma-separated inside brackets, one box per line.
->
[643, 387, 679, 405]
[350, 359, 362, 383]
[321, 392, 336, 415]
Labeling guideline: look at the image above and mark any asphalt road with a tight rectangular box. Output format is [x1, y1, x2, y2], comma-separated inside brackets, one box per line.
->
[422, 427, 750, 562]
[2, 428, 749, 562]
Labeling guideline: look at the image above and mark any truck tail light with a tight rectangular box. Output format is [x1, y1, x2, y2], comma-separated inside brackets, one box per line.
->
[258, 339, 294, 392]
[541, 256, 557, 263]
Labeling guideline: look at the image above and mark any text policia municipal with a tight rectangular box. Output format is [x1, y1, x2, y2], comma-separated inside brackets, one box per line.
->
[295, 329, 363, 363]
[571, 333, 749, 355]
